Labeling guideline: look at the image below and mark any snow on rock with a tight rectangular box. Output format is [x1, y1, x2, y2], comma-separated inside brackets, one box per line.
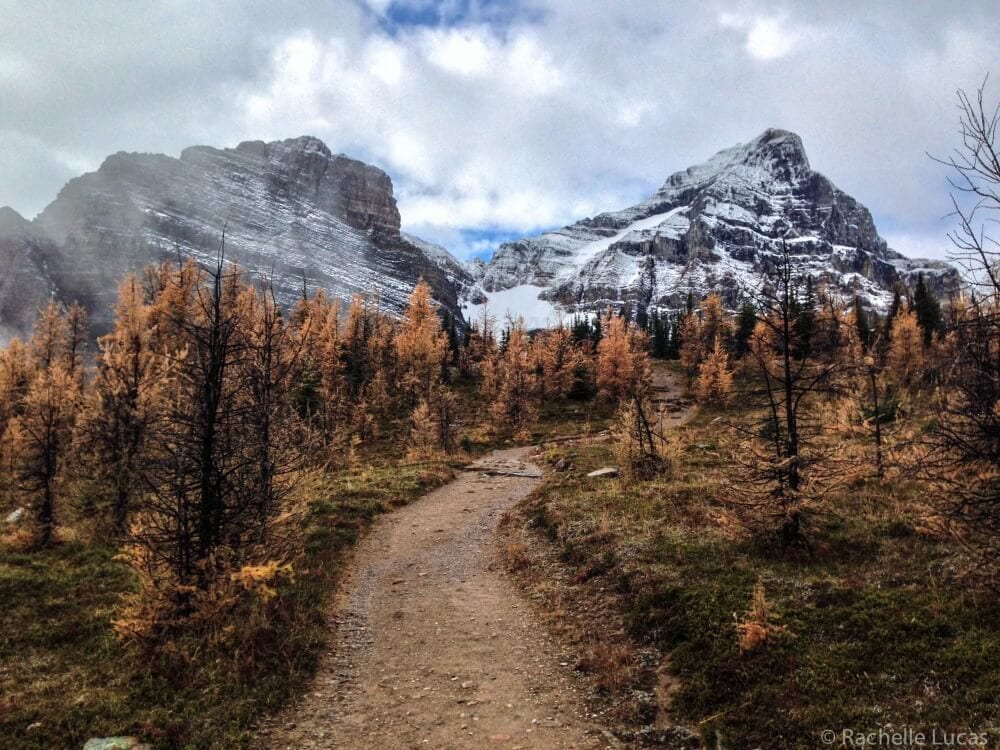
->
[462, 284, 562, 331]
[0, 136, 473, 338]
[474, 128, 959, 315]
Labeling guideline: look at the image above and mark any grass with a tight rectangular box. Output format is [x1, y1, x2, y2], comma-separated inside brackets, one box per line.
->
[511, 406, 1000, 749]
[0, 458, 456, 749]
[0, 374, 608, 749]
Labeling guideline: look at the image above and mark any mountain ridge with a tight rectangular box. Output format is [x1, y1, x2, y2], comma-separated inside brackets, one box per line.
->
[0, 135, 472, 341]
[0, 130, 960, 342]
[463, 128, 958, 326]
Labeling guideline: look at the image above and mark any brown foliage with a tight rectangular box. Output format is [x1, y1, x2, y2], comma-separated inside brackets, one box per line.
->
[488, 320, 538, 439]
[596, 309, 650, 405]
[395, 280, 448, 404]
[696, 337, 734, 404]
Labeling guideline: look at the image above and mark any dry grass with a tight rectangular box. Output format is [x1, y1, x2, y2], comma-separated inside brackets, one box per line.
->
[0, 455, 458, 750]
[502, 400, 1000, 749]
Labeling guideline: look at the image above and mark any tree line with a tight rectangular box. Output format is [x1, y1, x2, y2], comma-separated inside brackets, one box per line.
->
[0, 253, 655, 644]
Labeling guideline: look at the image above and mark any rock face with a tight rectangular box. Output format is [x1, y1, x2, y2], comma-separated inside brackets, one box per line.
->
[469, 129, 959, 321]
[0, 136, 472, 339]
[0, 207, 59, 343]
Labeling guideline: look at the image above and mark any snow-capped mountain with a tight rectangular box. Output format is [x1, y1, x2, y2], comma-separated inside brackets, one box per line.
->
[0, 136, 472, 340]
[466, 129, 958, 326]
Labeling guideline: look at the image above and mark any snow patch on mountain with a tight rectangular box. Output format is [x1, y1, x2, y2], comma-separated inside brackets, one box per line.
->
[471, 129, 959, 316]
[462, 284, 561, 331]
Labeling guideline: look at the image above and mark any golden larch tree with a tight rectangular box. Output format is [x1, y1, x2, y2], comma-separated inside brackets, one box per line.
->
[76, 275, 160, 535]
[596, 308, 650, 404]
[886, 308, 925, 386]
[10, 365, 77, 546]
[488, 320, 538, 438]
[395, 280, 448, 404]
[697, 336, 734, 404]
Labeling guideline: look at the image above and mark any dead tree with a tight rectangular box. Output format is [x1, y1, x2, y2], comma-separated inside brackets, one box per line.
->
[729, 241, 845, 549]
[924, 78, 1000, 576]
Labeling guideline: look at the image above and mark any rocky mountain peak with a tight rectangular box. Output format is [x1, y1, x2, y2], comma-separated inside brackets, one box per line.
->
[659, 128, 810, 198]
[0, 206, 29, 232]
[0, 136, 470, 338]
[466, 129, 958, 327]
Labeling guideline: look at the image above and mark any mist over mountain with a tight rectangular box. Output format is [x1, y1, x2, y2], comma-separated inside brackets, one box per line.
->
[0, 136, 472, 340]
[0, 130, 959, 341]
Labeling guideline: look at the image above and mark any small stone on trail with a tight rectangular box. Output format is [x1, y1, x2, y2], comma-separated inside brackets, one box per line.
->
[82, 739, 151, 750]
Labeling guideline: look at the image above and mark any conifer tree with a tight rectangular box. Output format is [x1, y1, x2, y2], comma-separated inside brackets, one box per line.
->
[596, 308, 650, 405]
[0, 338, 33, 435]
[488, 319, 538, 438]
[852, 297, 873, 352]
[30, 300, 69, 371]
[734, 301, 758, 358]
[731, 244, 843, 546]
[532, 324, 577, 401]
[678, 311, 702, 382]
[913, 273, 943, 346]
[64, 302, 88, 385]
[395, 280, 448, 404]
[885, 308, 925, 386]
[10, 365, 77, 546]
[696, 337, 734, 404]
[76, 276, 159, 535]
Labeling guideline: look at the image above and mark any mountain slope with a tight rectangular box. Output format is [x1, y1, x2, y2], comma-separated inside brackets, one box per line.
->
[0, 136, 471, 338]
[469, 129, 957, 323]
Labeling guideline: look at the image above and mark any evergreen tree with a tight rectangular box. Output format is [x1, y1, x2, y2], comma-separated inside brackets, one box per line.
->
[590, 314, 603, 344]
[853, 297, 872, 351]
[635, 303, 648, 331]
[442, 310, 461, 366]
[734, 301, 757, 358]
[912, 273, 942, 346]
[793, 275, 817, 357]
[650, 310, 669, 358]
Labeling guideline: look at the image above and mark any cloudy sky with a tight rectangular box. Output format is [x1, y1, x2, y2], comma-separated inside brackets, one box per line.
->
[1, 1, 997, 260]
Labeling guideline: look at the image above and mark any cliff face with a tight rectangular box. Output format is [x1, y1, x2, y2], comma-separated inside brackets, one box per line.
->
[0, 207, 59, 343]
[0, 136, 471, 338]
[470, 129, 959, 321]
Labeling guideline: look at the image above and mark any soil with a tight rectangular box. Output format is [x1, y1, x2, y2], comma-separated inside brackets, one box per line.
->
[257, 449, 616, 749]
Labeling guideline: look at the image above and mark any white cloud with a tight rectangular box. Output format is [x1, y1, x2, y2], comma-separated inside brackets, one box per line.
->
[423, 28, 495, 77]
[1, 0, 998, 261]
[719, 12, 809, 61]
[883, 230, 954, 261]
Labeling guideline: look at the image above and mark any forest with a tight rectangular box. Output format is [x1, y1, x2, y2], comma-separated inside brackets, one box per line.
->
[1, 85, 998, 750]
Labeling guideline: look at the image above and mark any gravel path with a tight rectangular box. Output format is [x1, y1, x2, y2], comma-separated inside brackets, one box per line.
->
[257, 448, 613, 749]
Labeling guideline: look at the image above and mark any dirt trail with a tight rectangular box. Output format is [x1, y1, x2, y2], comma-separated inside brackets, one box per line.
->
[258, 448, 612, 749]
[650, 367, 695, 429]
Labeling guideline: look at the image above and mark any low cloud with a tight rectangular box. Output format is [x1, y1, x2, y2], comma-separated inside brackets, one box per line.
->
[0, 0, 997, 260]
